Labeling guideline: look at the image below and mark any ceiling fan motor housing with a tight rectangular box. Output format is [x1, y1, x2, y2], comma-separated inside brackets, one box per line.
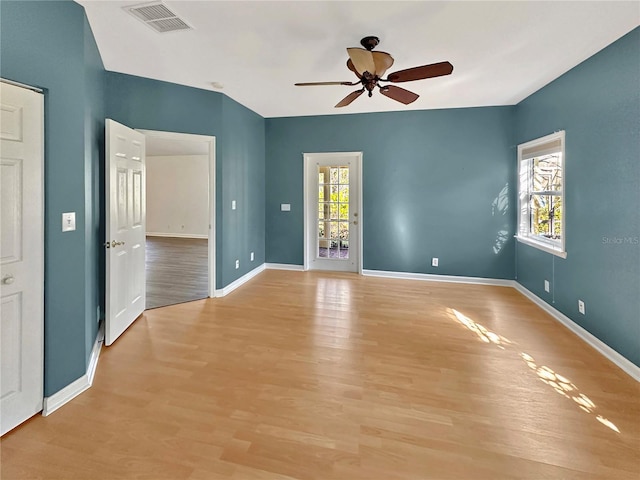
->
[360, 36, 380, 51]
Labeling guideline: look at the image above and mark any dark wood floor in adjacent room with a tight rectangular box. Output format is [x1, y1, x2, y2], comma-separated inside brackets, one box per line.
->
[2, 270, 638, 479]
[145, 236, 208, 309]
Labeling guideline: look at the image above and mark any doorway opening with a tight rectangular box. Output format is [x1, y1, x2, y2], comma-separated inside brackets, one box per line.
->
[303, 152, 363, 273]
[139, 130, 215, 308]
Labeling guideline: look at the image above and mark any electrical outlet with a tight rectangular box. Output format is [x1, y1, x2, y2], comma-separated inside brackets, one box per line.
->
[62, 212, 76, 232]
[250, 252, 254, 262]
[432, 258, 439, 267]
[578, 300, 585, 315]
[544, 280, 550, 292]
[232, 200, 236, 210]
[235, 259, 239, 269]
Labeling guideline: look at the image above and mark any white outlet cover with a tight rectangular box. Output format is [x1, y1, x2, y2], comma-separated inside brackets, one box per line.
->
[235, 260, 239, 269]
[250, 252, 254, 261]
[578, 300, 585, 314]
[281, 203, 291, 211]
[432, 258, 439, 267]
[62, 212, 76, 232]
[544, 280, 550, 292]
[232, 200, 236, 210]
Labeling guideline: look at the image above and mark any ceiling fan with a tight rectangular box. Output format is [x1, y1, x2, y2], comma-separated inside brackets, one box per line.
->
[295, 36, 453, 108]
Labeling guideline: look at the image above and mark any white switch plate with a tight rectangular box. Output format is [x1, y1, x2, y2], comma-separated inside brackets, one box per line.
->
[281, 203, 291, 211]
[544, 280, 550, 292]
[62, 212, 76, 232]
[578, 300, 585, 315]
[250, 252, 254, 261]
[432, 257, 439, 267]
[231, 200, 236, 210]
[235, 259, 239, 269]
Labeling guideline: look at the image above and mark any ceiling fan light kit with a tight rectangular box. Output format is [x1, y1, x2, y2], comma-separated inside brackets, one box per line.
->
[295, 36, 453, 108]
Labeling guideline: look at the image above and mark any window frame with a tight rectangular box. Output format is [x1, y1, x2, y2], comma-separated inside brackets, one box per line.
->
[517, 130, 567, 258]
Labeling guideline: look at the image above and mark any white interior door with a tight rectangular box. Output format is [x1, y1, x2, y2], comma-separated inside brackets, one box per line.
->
[304, 152, 362, 273]
[105, 119, 146, 346]
[0, 82, 44, 435]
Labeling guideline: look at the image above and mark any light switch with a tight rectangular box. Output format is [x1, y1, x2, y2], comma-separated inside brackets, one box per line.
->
[62, 212, 76, 232]
[281, 203, 291, 211]
[231, 200, 236, 210]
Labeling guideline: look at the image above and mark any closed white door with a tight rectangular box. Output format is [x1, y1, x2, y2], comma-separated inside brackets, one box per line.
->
[304, 152, 362, 273]
[105, 119, 146, 346]
[0, 82, 44, 435]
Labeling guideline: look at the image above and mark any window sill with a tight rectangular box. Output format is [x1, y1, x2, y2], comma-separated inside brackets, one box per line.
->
[516, 235, 567, 258]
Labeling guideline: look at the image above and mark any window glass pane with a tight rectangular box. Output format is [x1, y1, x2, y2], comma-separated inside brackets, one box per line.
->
[341, 240, 349, 259]
[329, 203, 339, 220]
[330, 185, 338, 201]
[531, 194, 562, 240]
[339, 204, 349, 220]
[318, 172, 325, 185]
[318, 221, 326, 239]
[318, 203, 325, 220]
[318, 186, 324, 202]
[330, 168, 338, 184]
[339, 185, 349, 203]
[339, 167, 349, 185]
[339, 222, 349, 241]
[533, 154, 562, 192]
[330, 222, 339, 239]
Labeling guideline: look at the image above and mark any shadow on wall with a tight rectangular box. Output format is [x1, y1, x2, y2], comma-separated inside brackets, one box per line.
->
[492, 183, 510, 255]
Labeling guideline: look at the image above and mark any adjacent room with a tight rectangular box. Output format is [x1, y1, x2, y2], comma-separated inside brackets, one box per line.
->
[0, 1, 638, 479]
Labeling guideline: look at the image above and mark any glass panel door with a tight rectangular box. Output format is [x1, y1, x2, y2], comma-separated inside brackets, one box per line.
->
[317, 166, 350, 260]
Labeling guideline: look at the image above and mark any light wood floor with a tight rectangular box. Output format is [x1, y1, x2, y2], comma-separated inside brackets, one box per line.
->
[2, 270, 639, 479]
[146, 237, 208, 309]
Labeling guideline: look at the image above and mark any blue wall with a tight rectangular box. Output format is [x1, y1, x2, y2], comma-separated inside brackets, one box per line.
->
[266, 107, 516, 279]
[0, 0, 105, 395]
[221, 96, 266, 285]
[105, 73, 266, 288]
[514, 28, 640, 367]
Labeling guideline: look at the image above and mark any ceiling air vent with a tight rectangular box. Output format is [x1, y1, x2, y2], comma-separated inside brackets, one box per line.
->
[125, 1, 193, 33]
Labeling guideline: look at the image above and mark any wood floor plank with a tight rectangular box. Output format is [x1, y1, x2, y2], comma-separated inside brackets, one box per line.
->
[1, 270, 638, 479]
[145, 236, 208, 309]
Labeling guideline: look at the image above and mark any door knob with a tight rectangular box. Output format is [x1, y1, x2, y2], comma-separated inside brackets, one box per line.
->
[111, 240, 125, 248]
[2, 274, 14, 285]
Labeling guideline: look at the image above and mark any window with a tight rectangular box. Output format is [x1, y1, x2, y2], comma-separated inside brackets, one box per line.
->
[517, 130, 566, 258]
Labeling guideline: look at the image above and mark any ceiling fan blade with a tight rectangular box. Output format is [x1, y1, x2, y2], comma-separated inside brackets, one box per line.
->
[379, 85, 419, 105]
[372, 51, 394, 77]
[346, 59, 361, 78]
[347, 48, 375, 76]
[335, 89, 364, 108]
[387, 61, 453, 83]
[295, 81, 355, 86]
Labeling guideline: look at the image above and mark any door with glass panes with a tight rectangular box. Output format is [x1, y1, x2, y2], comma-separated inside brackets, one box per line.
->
[305, 153, 360, 272]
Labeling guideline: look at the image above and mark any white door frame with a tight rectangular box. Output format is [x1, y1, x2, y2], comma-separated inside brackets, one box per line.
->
[137, 130, 216, 297]
[303, 152, 363, 274]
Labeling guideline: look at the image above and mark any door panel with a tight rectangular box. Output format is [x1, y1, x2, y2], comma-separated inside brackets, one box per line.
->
[305, 153, 361, 273]
[105, 119, 146, 346]
[0, 82, 44, 436]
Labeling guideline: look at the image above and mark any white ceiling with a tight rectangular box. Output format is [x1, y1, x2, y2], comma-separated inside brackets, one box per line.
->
[77, 1, 639, 118]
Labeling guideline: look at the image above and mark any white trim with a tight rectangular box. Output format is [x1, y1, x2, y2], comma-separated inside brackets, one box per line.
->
[137, 130, 216, 298]
[1, 77, 43, 93]
[513, 283, 640, 382]
[146, 232, 208, 239]
[362, 269, 514, 287]
[265, 263, 304, 271]
[214, 264, 266, 297]
[42, 322, 105, 416]
[516, 235, 568, 258]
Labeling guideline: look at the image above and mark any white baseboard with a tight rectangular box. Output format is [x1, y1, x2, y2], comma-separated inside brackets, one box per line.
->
[146, 232, 208, 239]
[265, 263, 305, 271]
[215, 264, 266, 297]
[512, 283, 640, 382]
[42, 322, 104, 416]
[362, 269, 514, 287]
